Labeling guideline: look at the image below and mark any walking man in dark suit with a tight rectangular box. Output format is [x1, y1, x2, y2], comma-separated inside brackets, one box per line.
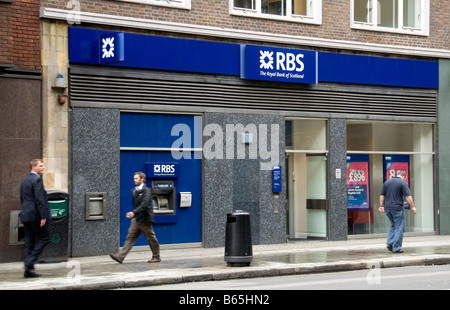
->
[110, 171, 161, 264]
[20, 159, 51, 278]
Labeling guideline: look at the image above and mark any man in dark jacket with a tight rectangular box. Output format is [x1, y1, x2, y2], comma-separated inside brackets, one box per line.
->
[379, 171, 416, 253]
[20, 159, 51, 278]
[110, 172, 161, 263]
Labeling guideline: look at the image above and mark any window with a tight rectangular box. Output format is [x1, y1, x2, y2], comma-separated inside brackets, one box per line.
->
[116, 0, 191, 10]
[352, 0, 429, 35]
[230, 0, 322, 25]
[347, 121, 435, 235]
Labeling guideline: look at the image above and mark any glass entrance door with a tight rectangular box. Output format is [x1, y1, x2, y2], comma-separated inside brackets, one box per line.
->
[286, 118, 328, 240]
[287, 153, 328, 239]
[306, 154, 328, 238]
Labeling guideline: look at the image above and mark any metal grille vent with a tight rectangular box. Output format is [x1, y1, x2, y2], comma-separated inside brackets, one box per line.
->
[70, 69, 436, 119]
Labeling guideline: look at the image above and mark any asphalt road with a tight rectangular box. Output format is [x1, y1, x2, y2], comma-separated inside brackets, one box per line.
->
[122, 265, 450, 290]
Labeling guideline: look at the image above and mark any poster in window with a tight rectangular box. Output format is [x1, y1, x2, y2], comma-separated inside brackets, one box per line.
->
[347, 154, 370, 211]
[383, 155, 410, 209]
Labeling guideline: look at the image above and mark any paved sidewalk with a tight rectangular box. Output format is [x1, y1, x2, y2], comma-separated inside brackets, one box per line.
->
[1, 235, 450, 290]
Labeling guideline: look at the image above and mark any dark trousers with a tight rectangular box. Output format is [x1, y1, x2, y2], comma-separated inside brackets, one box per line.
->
[23, 221, 50, 269]
[118, 219, 160, 260]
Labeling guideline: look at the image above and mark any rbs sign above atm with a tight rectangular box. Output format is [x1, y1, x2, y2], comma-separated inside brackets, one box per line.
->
[146, 163, 180, 178]
[241, 45, 318, 84]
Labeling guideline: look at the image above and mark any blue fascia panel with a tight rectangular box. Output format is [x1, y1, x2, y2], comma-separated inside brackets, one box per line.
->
[318, 52, 439, 89]
[69, 27, 438, 89]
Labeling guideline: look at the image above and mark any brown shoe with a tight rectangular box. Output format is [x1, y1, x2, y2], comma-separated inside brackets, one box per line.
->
[148, 257, 161, 263]
[110, 253, 123, 264]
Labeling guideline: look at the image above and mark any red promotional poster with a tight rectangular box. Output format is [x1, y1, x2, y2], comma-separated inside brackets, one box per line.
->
[384, 155, 410, 209]
[385, 162, 409, 183]
[347, 155, 370, 211]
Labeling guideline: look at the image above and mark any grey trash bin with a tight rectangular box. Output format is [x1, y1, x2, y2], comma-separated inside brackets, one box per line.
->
[40, 190, 69, 263]
[224, 210, 252, 267]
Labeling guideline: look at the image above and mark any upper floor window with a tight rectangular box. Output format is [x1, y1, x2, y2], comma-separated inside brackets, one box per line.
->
[230, 0, 322, 25]
[117, 0, 191, 10]
[352, 0, 429, 35]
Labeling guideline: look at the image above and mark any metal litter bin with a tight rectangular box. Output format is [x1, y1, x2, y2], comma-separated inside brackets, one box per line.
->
[224, 210, 252, 267]
[40, 190, 69, 263]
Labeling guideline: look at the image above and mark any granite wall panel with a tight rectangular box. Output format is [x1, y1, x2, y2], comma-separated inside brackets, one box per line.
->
[69, 107, 120, 257]
[328, 118, 348, 241]
[203, 112, 286, 247]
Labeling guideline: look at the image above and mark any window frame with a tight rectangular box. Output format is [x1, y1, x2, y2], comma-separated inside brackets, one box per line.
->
[351, 0, 429, 36]
[115, 0, 191, 10]
[230, 0, 322, 25]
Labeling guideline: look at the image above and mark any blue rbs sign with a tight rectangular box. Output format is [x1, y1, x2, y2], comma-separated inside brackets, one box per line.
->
[241, 45, 318, 84]
[146, 162, 180, 178]
[70, 28, 438, 89]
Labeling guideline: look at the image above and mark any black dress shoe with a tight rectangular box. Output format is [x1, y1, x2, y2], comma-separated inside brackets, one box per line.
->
[393, 250, 404, 254]
[24, 268, 41, 278]
[387, 244, 393, 252]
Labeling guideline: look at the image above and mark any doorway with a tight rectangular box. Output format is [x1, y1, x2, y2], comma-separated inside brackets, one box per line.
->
[286, 119, 328, 239]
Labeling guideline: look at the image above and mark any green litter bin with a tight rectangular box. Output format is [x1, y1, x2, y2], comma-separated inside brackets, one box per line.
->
[40, 190, 69, 263]
[49, 197, 68, 220]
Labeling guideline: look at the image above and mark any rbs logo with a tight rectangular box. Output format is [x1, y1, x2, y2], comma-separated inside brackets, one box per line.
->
[242, 45, 317, 84]
[154, 164, 175, 174]
[260, 50, 304, 72]
[146, 162, 179, 178]
[275, 52, 305, 72]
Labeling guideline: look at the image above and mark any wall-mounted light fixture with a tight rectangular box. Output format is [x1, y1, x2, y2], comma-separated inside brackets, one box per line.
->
[52, 73, 67, 89]
[52, 74, 68, 104]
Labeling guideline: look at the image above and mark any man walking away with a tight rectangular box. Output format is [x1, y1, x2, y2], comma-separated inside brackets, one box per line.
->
[379, 171, 417, 253]
[20, 159, 51, 278]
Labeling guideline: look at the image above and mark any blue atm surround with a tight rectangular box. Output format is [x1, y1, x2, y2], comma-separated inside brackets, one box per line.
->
[120, 113, 202, 246]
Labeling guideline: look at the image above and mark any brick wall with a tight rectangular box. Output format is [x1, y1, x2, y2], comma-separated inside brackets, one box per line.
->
[40, 0, 449, 52]
[0, 0, 41, 70]
[0, 0, 42, 263]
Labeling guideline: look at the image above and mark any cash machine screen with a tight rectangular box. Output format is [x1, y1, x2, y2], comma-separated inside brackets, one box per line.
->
[151, 181, 175, 215]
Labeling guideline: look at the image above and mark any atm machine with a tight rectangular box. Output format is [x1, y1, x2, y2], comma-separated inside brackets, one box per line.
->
[146, 162, 192, 224]
[151, 180, 176, 215]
